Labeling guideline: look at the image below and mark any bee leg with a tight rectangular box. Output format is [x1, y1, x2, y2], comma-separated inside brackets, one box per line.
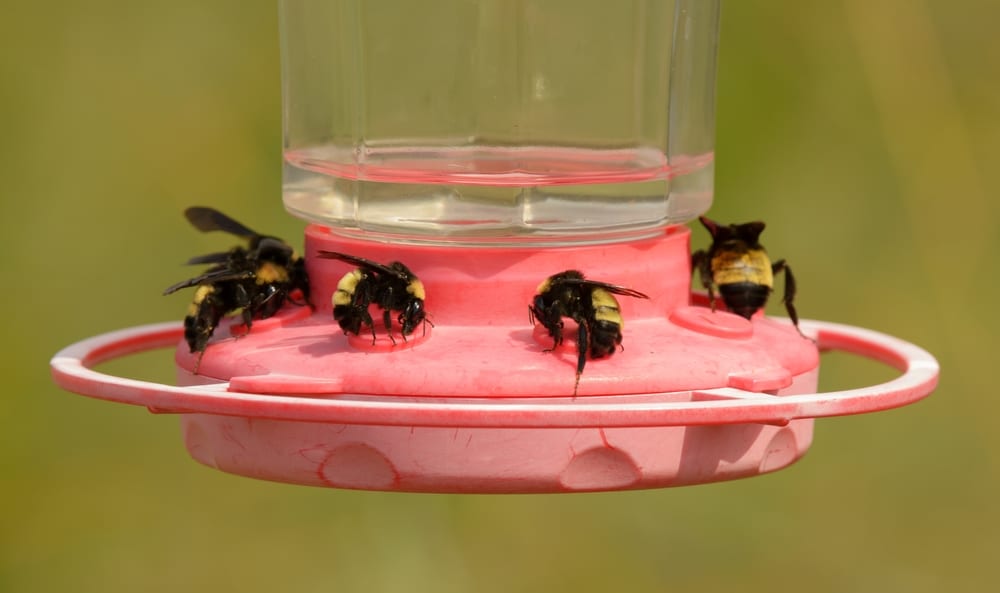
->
[772, 259, 809, 339]
[542, 319, 564, 353]
[691, 249, 717, 311]
[360, 304, 377, 345]
[235, 284, 255, 336]
[532, 303, 564, 352]
[528, 302, 544, 333]
[383, 308, 397, 345]
[574, 320, 588, 397]
[691, 248, 706, 277]
[255, 286, 284, 320]
[350, 288, 376, 344]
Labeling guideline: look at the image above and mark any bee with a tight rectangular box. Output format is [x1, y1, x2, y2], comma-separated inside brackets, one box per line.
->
[529, 270, 649, 395]
[316, 251, 430, 345]
[690, 216, 806, 337]
[163, 207, 311, 370]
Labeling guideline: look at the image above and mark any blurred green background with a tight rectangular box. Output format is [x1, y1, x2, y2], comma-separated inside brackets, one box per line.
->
[3, 1, 998, 591]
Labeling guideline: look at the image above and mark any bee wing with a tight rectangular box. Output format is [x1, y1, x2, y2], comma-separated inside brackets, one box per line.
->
[162, 268, 254, 295]
[737, 221, 767, 243]
[315, 250, 405, 278]
[255, 236, 294, 258]
[557, 278, 650, 299]
[184, 206, 261, 240]
[184, 251, 233, 266]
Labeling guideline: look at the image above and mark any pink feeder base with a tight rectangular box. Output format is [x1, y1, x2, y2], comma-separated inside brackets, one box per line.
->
[179, 374, 817, 493]
[51, 315, 936, 493]
[182, 416, 814, 493]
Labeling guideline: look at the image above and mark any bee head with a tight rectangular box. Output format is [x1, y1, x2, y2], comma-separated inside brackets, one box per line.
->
[400, 299, 427, 335]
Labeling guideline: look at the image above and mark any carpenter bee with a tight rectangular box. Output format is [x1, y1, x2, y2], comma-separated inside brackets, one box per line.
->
[529, 270, 649, 395]
[691, 216, 806, 337]
[163, 207, 311, 370]
[316, 251, 430, 345]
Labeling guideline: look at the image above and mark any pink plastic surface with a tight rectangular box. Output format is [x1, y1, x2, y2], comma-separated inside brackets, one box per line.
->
[168, 226, 819, 398]
[51, 317, 937, 492]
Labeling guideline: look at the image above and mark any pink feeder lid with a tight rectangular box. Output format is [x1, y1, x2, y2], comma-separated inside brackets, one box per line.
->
[171, 225, 819, 398]
[52, 317, 937, 428]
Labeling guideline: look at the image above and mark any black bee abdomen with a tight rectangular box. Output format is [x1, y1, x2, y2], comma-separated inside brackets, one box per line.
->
[588, 319, 623, 359]
[185, 291, 229, 353]
[718, 282, 771, 320]
[183, 316, 205, 353]
[333, 304, 366, 335]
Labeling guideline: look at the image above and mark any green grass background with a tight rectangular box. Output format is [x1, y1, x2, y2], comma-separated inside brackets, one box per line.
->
[3, 1, 998, 591]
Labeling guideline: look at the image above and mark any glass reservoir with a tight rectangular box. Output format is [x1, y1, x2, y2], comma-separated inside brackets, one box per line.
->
[280, 0, 720, 244]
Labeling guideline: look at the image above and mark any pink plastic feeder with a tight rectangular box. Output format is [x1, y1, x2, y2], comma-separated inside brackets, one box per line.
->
[50, 0, 938, 493]
[50, 226, 938, 493]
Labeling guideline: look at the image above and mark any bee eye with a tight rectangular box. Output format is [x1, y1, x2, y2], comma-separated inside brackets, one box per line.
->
[410, 301, 425, 320]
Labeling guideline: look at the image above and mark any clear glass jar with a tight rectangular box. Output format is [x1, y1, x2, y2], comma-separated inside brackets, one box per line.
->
[280, 0, 720, 245]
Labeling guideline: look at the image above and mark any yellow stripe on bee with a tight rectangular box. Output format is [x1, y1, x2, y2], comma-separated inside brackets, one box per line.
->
[536, 278, 552, 294]
[332, 269, 363, 306]
[188, 285, 215, 315]
[256, 261, 290, 284]
[712, 249, 773, 288]
[406, 279, 425, 300]
[591, 288, 624, 327]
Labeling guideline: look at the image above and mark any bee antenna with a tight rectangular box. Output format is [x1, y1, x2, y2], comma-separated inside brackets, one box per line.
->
[698, 216, 720, 237]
